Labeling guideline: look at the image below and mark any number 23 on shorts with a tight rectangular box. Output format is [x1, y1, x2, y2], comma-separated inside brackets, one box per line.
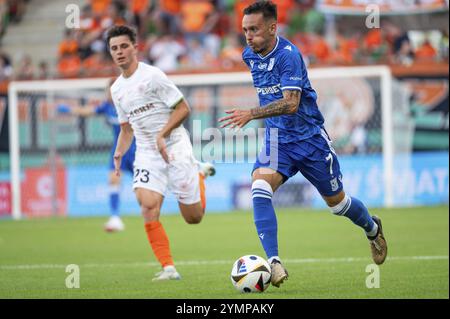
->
[134, 168, 150, 184]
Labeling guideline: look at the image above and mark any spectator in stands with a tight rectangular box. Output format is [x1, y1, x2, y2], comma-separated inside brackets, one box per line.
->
[37, 60, 51, 79]
[101, 1, 127, 30]
[0, 50, 12, 80]
[7, 0, 26, 23]
[287, 2, 325, 36]
[220, 33, 244, 69]
[57, 52, 81, 78]
[181, 37, 217, 70]
[311, 33, 332, 65]
[362, 28, 387, 63]
[273, 0, 295, 36]
[82, 51, 114, 77]
[90, 0, 111, 17]
[392, 32, 415, 66]
[15, 54, 34, 80]
[128, 0, 150, 37]
[334, 32, 361, 65]
[415, 38, 437, 62]
[180, 0, 219, 45]
[155, 0, 182, 36]
[58, 29, 79, 57]
[147, 34, 186, 73]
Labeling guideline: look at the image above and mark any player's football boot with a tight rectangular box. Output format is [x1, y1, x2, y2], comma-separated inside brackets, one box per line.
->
[152, 266, 181, 281]
[368, 215, 387, 265]
[270, 259, 289, 287]
[198, 161, 216, 178]
[104, 216, 125, 232]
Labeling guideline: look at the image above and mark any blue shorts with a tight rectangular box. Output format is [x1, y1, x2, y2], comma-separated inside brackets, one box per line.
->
[253, 130, 343, 197]
[109, 146, 135, 174]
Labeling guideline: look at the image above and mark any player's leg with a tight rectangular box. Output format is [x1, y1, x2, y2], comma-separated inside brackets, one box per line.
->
[104, 149, 136, 232]
[104, 156, 124, 232]
[169, 133, 215, 219]
[134, 151, 181, 281]
[251, 167, 289, 287]
[195, 160, 215, 211]
[176, 162, 216, 222]
[170, 160, 206, 224]
[322, 190, 387, 265]
[298, 131, 387, 265]
[252, 167, 284, 262]
[251, 140, 296, 287]
[135, 188, 181, 281]
[105, 171, 125, 232]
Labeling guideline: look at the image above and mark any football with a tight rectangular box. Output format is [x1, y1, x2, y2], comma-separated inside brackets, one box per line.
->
[230, 255, 272, 293]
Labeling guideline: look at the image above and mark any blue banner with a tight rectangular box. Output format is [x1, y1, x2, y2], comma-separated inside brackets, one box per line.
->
[1, 151, 448, 217]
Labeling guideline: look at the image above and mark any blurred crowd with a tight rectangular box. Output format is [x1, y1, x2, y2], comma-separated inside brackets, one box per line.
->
[0, 0, 449, 81]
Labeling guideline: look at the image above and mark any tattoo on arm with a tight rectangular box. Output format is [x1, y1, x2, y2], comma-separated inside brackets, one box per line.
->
[250, 90, 301, 120]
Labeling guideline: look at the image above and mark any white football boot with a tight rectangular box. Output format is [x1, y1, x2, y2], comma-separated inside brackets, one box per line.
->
[197, 161, 216, 178]
[104, 216, 125, 232]
[152, 265, 181, 281]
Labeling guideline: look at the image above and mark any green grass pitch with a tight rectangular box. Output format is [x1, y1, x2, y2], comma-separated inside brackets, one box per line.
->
[0, 205, 448, 299]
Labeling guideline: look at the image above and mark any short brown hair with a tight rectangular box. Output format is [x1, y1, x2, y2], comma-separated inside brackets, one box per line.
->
[243, 1, 277, 21]
[106, 25, 137, 47]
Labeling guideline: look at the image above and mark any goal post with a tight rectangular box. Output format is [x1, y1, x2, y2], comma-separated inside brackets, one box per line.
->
[8, 78, 110, 220]
[8, 66, 403, 220]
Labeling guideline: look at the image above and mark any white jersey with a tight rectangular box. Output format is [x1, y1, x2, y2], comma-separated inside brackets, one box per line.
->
[110, 62, 186, 153]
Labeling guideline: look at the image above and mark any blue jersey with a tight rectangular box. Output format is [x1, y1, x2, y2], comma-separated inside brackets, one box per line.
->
[95, 101, 122, 144]
[95, 101, 136, 173]
[242, 36, 324, 144]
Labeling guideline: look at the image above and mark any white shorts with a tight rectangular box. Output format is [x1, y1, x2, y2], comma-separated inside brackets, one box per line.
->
[132, 132, 200, 205]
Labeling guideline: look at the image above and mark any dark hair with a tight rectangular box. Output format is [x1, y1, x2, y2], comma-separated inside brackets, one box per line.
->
[243, 1, 277, 21]
[106, 25, 137, 47]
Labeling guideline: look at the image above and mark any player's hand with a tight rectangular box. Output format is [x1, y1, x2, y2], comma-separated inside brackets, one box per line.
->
[156, 134, 169, 164]
[218, 109, 252, 129]
[113, 152, 122, 177]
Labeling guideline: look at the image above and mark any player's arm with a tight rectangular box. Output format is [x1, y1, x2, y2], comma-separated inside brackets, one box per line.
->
[218, 90, 301, 129]
[57, 103, 97, 117]
[156, 99, 190, 163]
[250, 89, 300, 119]
[113, 122, 134, 176]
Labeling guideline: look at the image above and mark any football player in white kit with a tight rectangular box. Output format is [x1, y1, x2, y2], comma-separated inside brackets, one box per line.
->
[106, 25, 215, 281]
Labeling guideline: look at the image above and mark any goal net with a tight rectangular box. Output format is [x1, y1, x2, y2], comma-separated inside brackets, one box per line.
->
[7, 66, 413, 219]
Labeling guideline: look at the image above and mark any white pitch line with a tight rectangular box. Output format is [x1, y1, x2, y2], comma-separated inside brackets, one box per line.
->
[0, 255, 447, 271]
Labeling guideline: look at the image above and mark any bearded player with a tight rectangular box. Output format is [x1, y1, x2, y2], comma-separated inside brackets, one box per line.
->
[219, 1, 387, 288]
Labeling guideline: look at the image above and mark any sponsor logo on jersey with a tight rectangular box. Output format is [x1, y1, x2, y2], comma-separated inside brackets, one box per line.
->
[258, 63, 268, 70]
[250, 60, 254, 69]
[129, 103, 155, 117]
[267, 58, 275, 71]
[256, 84, 282, 95]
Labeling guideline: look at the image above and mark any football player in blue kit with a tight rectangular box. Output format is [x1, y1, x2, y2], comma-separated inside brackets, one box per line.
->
[58, 79, 136, 232]
[219, 1, 387, 288]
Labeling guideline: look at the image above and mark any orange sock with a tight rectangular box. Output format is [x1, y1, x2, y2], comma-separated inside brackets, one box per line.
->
[199, 173, 206, 210]
[144, 221, 174, 267]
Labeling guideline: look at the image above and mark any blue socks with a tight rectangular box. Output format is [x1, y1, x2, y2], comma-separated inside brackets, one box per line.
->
[331, 195, 378, 238]
[252, 180, 278, 259]
[110, 185, 120, 216]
